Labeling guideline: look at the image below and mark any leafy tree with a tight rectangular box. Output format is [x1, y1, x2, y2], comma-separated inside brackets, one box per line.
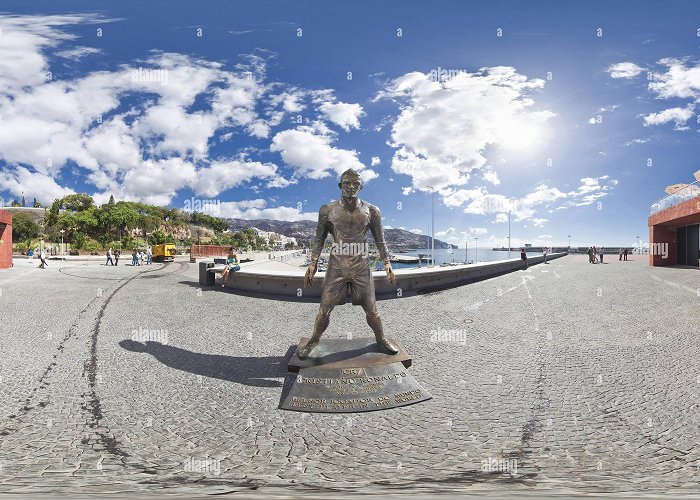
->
[46, 199, 60, 226]
[32, 197, 42, 208]
[11, 213, 40, 242]
[60, 207, 99, 234]
[72, 231, 87, 250]
[60, 193, 94, 212]
[148, 229, 175, 245]
[99, 202, 139, 237]
[107, 194, 115, 207]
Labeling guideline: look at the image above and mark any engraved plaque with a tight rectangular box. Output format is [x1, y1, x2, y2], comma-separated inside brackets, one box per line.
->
[280, 362, 431, 413]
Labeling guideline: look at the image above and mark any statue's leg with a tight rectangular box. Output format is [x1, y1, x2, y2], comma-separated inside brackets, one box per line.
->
[355, 269, 399, 354]
[298, 266, 343, 360]
[297, 305, 333, 359]
[363, 301, 399, 354]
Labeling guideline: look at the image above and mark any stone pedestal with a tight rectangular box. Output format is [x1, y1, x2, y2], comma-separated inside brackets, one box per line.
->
[280, 337, 431, 413]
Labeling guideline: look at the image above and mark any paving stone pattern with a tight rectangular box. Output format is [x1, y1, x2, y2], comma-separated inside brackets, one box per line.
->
[1, 256, 699, 496]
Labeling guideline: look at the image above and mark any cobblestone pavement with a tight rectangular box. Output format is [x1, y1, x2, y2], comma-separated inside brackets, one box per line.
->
[1, 255, 699, 497]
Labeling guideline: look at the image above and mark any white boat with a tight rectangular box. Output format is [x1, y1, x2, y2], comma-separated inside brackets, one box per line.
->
[390, 254, 420, 264]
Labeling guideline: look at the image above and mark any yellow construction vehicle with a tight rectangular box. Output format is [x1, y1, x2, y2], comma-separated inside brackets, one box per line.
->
[153, 243, 176, 262]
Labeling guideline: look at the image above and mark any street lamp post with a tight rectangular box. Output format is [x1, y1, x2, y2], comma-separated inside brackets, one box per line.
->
[429, 186, 435, 267]
[465, 238, 468, 264]
[60, 229, 65, 256]
[635, 235, 641, 254]
[474, 237, 479, 263]
[568, 234, 571, 253]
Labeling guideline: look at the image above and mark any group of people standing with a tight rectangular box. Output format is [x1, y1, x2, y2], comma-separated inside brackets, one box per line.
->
[587, 246, 605, 264]
[105, 247, 152, 266]
[105, 248, 121, 266]
[131, 247, 152, 266]
[587, 246, 629, 263]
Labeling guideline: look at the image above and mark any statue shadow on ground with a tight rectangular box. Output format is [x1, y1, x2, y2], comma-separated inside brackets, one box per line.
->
[119, 340, 297, 388]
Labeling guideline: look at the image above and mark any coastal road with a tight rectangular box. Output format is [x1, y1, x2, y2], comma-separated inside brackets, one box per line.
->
[1, 255, 699, 496]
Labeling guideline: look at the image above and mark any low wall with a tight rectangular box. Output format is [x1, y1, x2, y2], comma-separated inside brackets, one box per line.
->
[202, 253, 567, 298]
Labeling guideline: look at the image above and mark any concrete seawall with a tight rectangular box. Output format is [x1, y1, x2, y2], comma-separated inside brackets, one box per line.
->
[201, 253, 567, 299]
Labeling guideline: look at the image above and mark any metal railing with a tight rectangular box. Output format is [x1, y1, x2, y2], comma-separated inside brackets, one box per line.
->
[650, 180, 700, 215]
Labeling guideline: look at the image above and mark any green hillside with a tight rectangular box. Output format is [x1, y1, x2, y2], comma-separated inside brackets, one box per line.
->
[9, 194, 276, 254]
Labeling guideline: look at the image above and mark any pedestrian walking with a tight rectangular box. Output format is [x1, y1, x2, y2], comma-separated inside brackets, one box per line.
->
[132, 249, 139, 266]
[38, 249, 48, 269]
[114, 249, 120, 266]
[139, 250, 145, 266]
[619, 248, 623, 261]
[599, 247, 604, 264]
[520, 248, 528, 269]
[543, 247, 548, 264]
[587, 246, 593, 263]
[623, 248, 628, 261]
[106, 248, 114, 266]
[146, 246, 152, 265]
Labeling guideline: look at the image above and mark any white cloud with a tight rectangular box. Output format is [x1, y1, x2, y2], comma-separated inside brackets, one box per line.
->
[0, 14, 370, 205]
[625, 138, 649, 146]
[443, 176, 616, 224]
[607, 62, 645, 79]
[371, 156, 381, 166]
[55, 46, 102, 59]
[483, 170, 500, 185]
[0, 166, 75, 202]
[191, 159, 282, 197]
[217, 199, 316, 220]
[408, 228, 423, 234]
[378, 67, 554, 192]
[610, 58, 700, 132]
[556, 176, 617, 209]
[647, 58, 700, 100]
[643, 106, 694, 130]
[270, 127, 376, 181]
[318, 101, 364, 131]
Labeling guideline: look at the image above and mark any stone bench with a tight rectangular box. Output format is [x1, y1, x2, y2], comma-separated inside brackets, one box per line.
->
[199, 259, 246, 286]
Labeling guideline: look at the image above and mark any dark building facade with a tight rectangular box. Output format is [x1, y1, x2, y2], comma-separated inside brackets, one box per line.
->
[648, 184, 700, 267]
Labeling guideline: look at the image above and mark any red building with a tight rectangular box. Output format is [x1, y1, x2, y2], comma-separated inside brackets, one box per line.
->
[0, 210, 12, 269]
[648, 172, 700, 267]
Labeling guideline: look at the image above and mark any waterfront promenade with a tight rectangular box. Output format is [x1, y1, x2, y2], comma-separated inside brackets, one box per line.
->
[1, 255, 699, 497]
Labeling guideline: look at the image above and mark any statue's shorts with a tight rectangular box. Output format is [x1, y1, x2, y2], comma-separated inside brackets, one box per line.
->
[320, 262, 375, 308]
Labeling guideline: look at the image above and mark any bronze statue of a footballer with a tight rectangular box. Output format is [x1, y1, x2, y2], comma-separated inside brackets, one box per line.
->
[299, 168, 399, 360]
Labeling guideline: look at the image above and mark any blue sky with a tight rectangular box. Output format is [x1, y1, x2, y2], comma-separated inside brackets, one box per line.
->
[1, 1, 699, 248]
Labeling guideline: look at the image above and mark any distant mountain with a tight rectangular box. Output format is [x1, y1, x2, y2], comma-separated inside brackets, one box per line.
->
[226, 218, 457, 252]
